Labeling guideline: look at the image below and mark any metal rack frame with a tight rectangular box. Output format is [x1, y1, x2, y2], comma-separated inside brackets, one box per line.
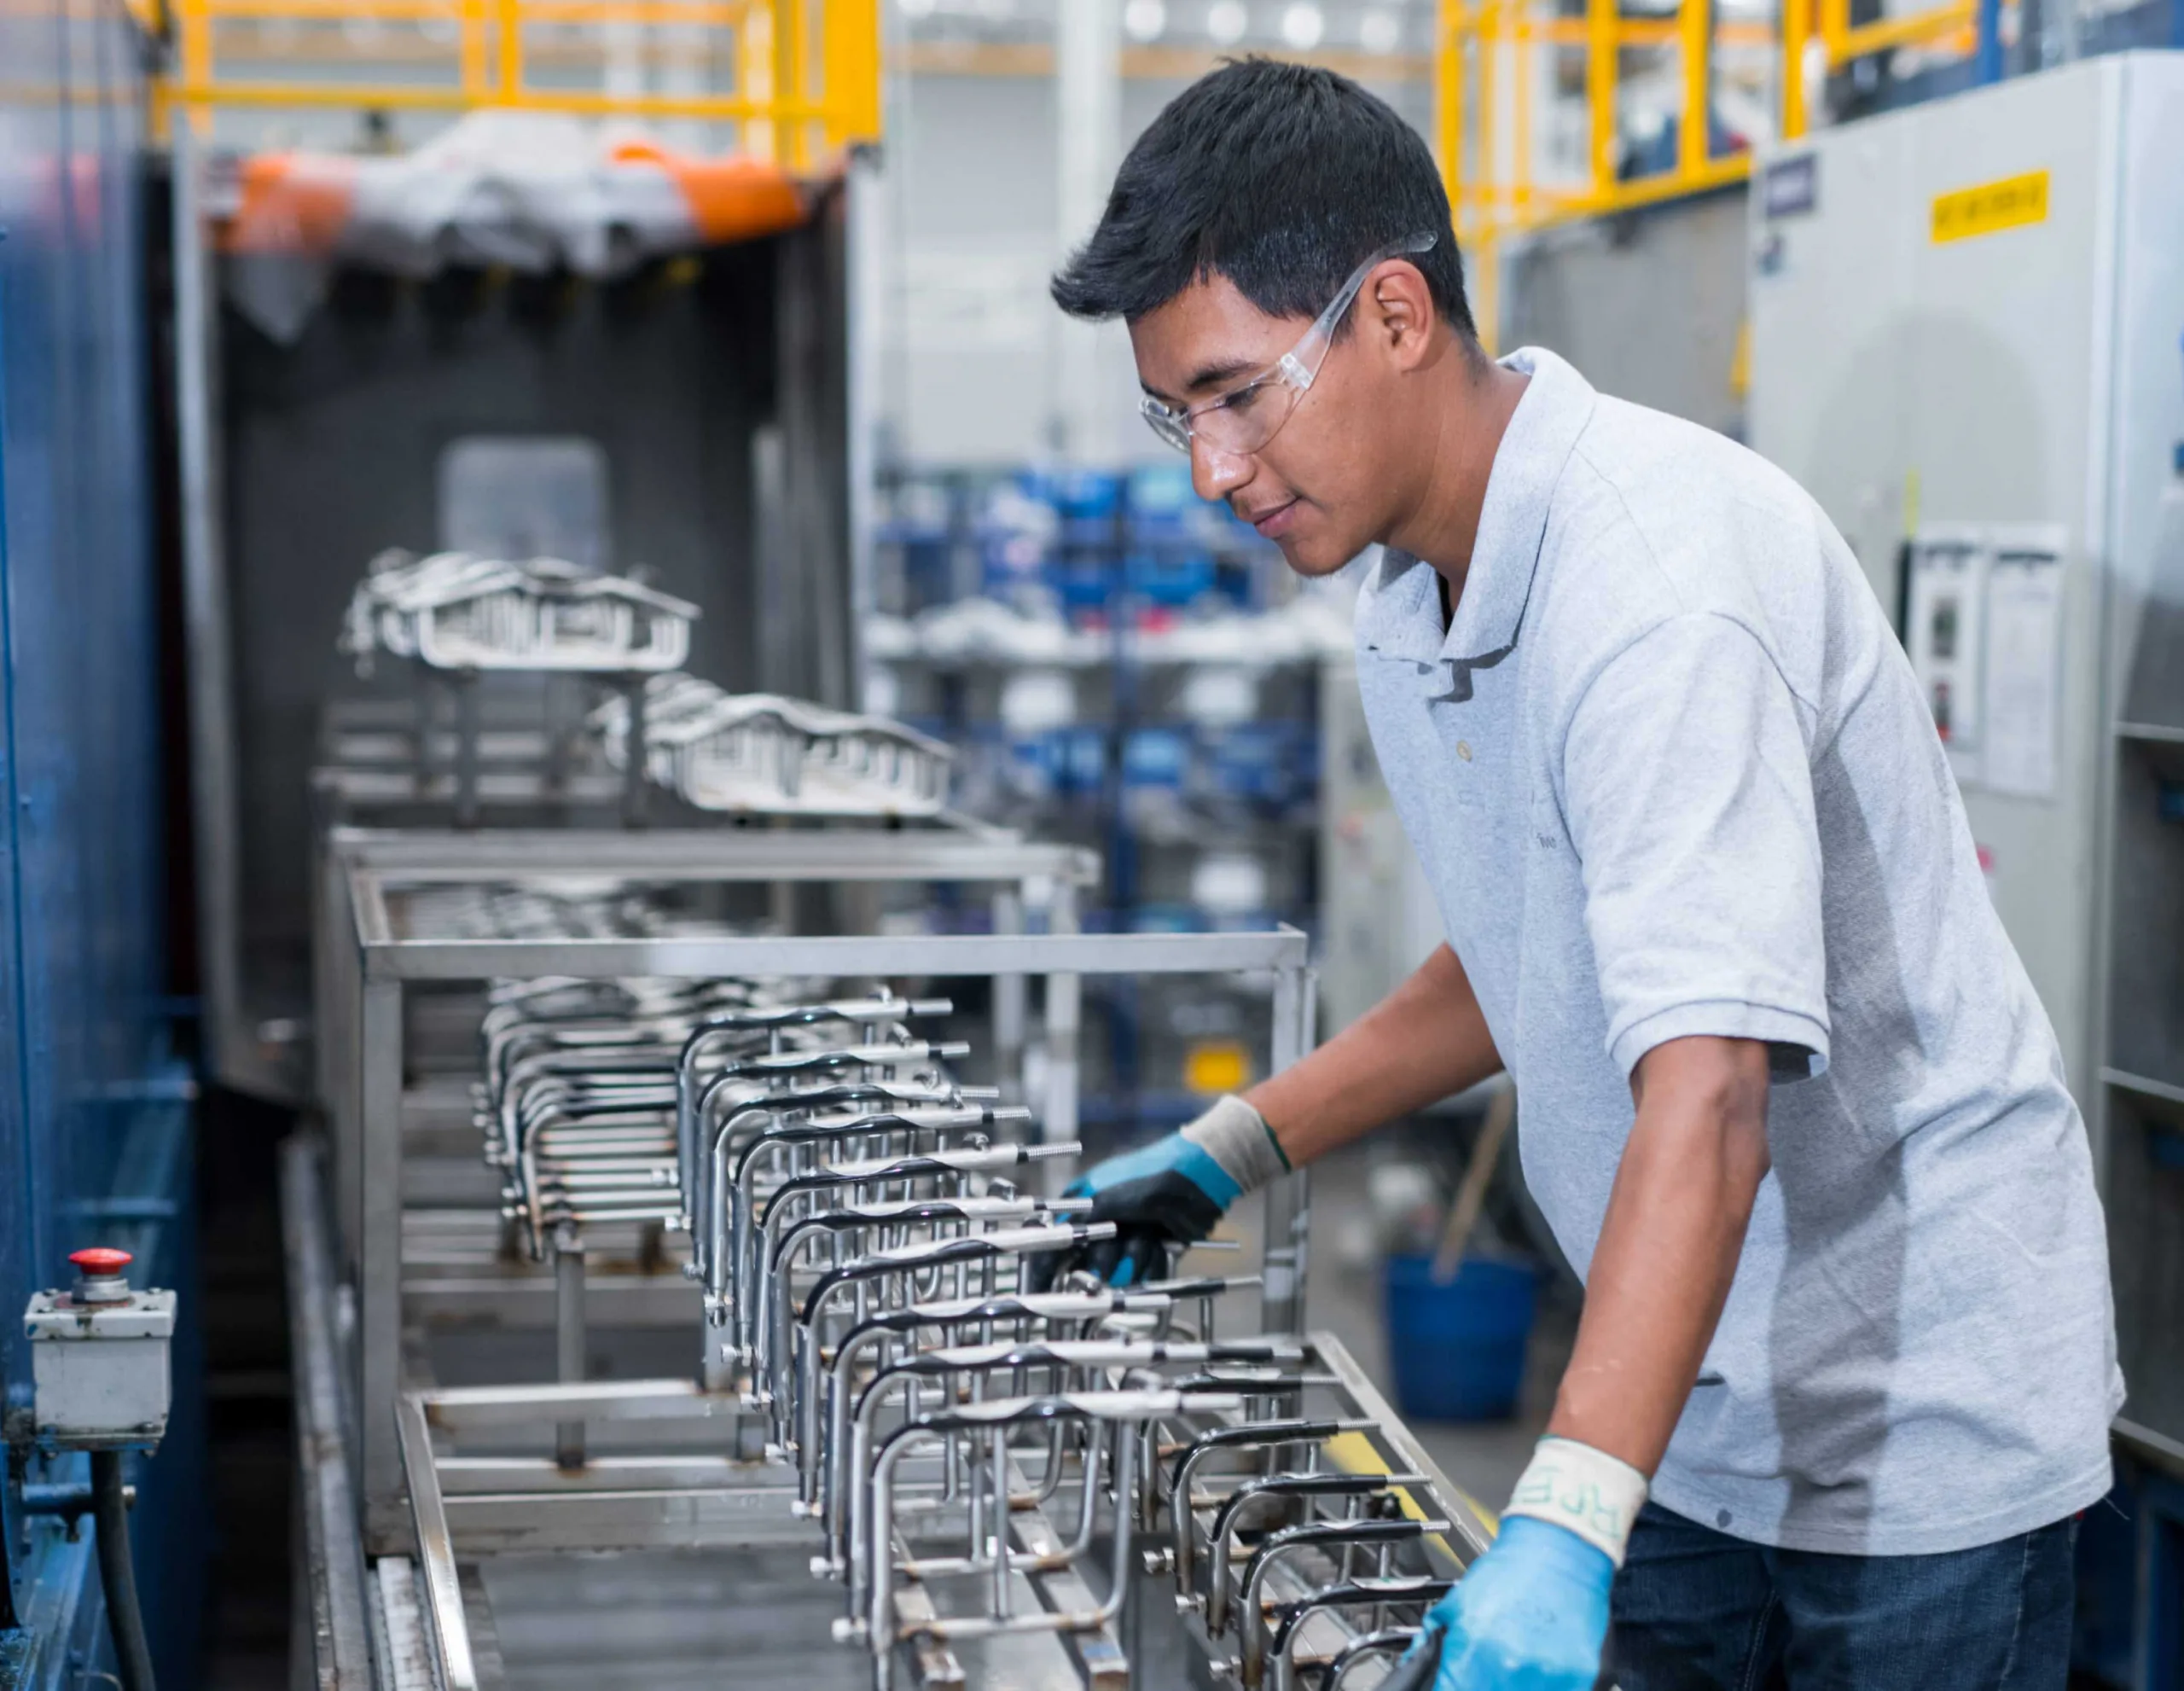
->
[328, 846, 1316, 1552]
[389, 1328, 1490, 1691]
[315, 822, 1098, 1282]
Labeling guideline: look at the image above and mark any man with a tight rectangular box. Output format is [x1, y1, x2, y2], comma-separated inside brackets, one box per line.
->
[1041, 58, 2120, 1691]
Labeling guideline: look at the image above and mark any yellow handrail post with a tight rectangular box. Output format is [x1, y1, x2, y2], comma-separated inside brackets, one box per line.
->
[741, 0, 776, 160]
[821, 0, 847, 154]
[1476, 0, 1496, 249]
[1512, 3, 1531, 222]
[775, 0, 804, 170]
[1585, 0, 1617, 196]
[1819, 0, 1849, 67]
[178, 0, 212, 132]
[1477, 224, 1500, 355]
[1677, 0, 1710, 176]
[493, 0, 522, 101]
[458, 0, 486, 102]
[1436, 0, 1461, 230]
[1782, 0, 1812, 137]
[847, 0, 885, 150]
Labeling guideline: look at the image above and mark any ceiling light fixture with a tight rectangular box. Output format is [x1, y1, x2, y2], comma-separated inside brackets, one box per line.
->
[1206, 0, 1249, 44]
[1124, 0, 1168, 40]
[1279, 2, 1323, 49]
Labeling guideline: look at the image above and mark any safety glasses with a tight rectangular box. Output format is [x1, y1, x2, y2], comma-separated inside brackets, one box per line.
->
[1139, 230, 1438, 457]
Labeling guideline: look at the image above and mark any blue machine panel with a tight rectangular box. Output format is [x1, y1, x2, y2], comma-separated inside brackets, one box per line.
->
[0, 0, 202, 1684]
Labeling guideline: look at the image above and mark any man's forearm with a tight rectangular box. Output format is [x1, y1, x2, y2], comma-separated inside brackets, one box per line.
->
[1547, 1036, 1772, 1476]
[1244, 942, 1502, 1167]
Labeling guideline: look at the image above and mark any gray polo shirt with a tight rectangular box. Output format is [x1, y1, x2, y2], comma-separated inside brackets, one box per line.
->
[1356, 346, 2120, 1555]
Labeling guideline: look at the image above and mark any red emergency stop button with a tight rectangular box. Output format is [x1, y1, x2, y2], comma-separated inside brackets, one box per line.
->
[68, 1247, 132, 1275]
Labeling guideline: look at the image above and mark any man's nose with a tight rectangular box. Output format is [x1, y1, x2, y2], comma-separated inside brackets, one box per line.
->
[1191, 435, 1252, 501]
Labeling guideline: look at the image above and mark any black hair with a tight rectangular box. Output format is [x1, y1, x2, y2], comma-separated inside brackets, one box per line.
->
[1050, 57, 1476, 341]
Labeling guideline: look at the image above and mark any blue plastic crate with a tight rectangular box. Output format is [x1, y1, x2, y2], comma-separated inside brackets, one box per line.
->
[1124, 729, 1190, 790]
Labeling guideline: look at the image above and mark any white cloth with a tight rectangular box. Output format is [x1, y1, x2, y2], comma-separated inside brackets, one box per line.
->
[1505, 1437, 1650, 1567]
[1352, 346, 2120, 1555]
[1181, 1093, 1287, 1194]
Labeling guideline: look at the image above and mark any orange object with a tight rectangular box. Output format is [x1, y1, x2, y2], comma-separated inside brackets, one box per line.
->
[219, 152, 358, 254]
[616, 142, 810, 243]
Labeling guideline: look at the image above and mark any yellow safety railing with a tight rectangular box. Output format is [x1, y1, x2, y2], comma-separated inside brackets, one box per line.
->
[1438, 0, 1983, 340]
[154, 0, 880, 166]
[1787, 0, 1978, 136]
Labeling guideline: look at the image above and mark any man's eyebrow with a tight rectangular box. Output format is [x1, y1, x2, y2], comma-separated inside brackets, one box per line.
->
[1141, 357, 1262, 408]
[1182, 357, 1261, 395]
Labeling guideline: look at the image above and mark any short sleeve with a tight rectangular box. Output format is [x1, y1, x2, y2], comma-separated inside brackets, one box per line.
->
[1561, 613, 1830, 1081]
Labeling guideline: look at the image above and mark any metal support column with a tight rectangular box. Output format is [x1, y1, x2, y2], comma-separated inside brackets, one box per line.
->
[281, 1136, 375, 1688]
[1054, 0, 1120, 462]
[619, 674, 649, 827]
[992, 885, 1027, 1103]
[1262, 962, 1317, 1336]
[554, 1224, 588, 1469]
[1043, 880, 1082, 1194]
[361, 974, 410, 1551]
[452, 672, 482, 829]
[174, 125, 254, 1095]
[1974, 0, 2005, 79]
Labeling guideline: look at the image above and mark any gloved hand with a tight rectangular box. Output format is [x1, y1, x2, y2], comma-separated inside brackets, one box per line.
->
[1394, 1516, 1612, 1691]
[1025, 1095, 1286, 1290]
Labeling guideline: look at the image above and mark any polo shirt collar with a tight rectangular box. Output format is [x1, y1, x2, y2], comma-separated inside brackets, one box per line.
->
[1356, 346, 1597, 668]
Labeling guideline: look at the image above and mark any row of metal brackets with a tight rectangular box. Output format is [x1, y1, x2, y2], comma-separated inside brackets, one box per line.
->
[303, 822, 1491, 1689]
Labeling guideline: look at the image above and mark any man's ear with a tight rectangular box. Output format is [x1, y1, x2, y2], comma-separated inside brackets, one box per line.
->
[1361, 260, 1436, 370]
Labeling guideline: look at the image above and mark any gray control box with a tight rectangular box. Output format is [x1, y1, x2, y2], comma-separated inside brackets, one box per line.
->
[25, 1287, 177, 1446]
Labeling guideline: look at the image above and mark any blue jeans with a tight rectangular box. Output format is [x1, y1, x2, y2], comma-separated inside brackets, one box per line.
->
[1608, 1502, 2078, 1691]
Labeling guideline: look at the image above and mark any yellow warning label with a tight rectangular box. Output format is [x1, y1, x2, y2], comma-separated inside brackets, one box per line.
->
[1931, 170, 2049, 244]
[1182, 1039, 1249, 1095]
[1326, 1429, 1497, 1558]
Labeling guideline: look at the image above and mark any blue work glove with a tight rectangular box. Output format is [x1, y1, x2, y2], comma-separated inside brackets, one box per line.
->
[1394, 1516, 1612, 1691]
[1025, 1095, 1283, 1290]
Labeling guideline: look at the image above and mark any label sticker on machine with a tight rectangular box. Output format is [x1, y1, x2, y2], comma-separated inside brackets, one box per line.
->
[1904, 523, 2066, 799]
[1981, 541, 2065, 800]
[1931, 170, 2049, 244]
[1763, 154, 1819, 219]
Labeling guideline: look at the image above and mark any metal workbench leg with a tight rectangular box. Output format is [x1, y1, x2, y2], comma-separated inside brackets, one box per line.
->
[453, 671, 482, 829]
[1263, 963, 1319, 1335]
[319, 848, 363, 1274]
[397, 1395, 479, 1691]
[415, 683, 439, 789]
[1043, 880, 1082, 1196]
[280, 1136, 375, 1689]
[362, 974, 410, 1551]
[555, 1223, 588, 1470]
[993, 886, 1026, 1104]
[619, 674, 649, 828]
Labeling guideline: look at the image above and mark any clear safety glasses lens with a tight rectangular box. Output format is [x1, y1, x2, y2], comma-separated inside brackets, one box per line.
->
[1136, 229, 1439, 458]
[1139, 396, 1194, 454]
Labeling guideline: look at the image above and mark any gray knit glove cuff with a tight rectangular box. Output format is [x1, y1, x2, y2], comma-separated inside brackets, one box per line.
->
[1180, 1094, 1292, 1197]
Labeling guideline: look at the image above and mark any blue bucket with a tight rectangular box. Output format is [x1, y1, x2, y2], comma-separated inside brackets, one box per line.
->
[1381, 1254, 1538, 1422]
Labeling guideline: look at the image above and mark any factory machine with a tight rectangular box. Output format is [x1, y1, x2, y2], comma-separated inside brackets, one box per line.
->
[1748, 49, 2184, 1678]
